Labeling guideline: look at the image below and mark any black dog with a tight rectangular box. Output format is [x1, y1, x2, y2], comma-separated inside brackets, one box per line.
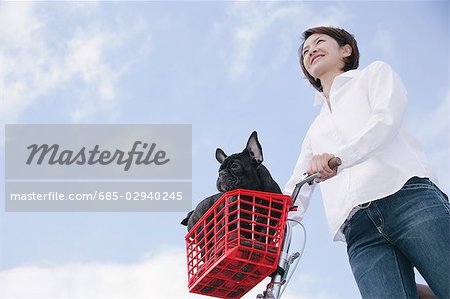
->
[181, 131, 281, 236]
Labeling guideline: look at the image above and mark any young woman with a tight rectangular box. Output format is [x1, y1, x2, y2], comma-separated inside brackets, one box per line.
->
[285, 26, 449, 298]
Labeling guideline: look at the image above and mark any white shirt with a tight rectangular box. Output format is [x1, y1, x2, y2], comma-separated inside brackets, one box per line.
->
[285, 61, 436, 242]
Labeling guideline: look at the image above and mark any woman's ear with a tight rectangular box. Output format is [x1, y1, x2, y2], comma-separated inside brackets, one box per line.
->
[342, 44, 352, 57]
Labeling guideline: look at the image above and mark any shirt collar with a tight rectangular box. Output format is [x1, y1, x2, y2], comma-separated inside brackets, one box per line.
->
[312, 69, 360, 106]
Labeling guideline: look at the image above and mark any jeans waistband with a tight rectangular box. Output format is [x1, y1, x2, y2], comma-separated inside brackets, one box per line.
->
[403, 176, 431, 186]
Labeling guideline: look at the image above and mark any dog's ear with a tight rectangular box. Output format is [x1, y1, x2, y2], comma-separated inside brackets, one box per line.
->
[216, 148, 227, 164]
[245, 131, 263, 164]
[180, 210, 193, 226]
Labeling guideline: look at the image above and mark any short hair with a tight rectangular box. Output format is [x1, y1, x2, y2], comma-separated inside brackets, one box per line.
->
[299, 26, 360, 92]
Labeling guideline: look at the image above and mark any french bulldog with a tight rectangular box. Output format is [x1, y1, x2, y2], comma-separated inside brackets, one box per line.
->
[180, 131, 281, 232]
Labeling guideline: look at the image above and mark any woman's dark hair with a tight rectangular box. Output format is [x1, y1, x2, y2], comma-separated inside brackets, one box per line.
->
[299, 26, 360, 92]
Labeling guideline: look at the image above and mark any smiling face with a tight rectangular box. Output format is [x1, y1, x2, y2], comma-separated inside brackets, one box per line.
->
[301, 33, 351, 80]
[298, 27, 360, 92]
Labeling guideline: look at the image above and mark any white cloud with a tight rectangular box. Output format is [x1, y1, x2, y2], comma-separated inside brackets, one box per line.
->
[0, 2, 46, 123]
[0, 245, 345, 299]
[0, 2, 148, 124]
[0, 2, 43, 46]
[416, 91, 450, 146]
[65, 25, 124, 122]
[372, 27, 395, 58]
[217, 2, 351, 80]
[414, 91, 450, 191]
[0, 246, 197, 299]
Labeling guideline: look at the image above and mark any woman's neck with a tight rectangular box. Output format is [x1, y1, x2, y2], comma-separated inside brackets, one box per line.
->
[320, 69, 344, 100]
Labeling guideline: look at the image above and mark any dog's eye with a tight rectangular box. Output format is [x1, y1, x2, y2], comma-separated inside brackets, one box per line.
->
[231, 163, 240, 170]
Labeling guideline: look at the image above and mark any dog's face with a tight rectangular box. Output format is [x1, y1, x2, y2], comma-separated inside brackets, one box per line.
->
[215, 131, 264, 192]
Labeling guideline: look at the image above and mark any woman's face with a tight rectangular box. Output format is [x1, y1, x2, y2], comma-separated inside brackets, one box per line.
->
[302, 33, 350, 80]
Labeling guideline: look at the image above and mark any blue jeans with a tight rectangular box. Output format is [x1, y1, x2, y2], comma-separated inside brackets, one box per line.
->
[342, 177, 449, 298]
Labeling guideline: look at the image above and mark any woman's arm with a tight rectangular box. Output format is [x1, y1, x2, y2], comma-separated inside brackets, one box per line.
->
[336, 61, 408, 168]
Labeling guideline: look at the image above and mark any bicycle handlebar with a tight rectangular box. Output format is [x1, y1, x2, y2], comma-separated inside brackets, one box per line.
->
[290, 156, 341, 205]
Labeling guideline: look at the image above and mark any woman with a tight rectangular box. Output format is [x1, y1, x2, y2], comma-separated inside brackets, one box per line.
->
[285, 26, 449, 298]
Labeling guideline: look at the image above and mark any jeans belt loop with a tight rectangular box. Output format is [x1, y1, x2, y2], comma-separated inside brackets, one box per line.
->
[358, 201, 371, 209]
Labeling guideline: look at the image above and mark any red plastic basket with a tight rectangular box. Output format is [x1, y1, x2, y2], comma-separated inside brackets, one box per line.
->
[185, 189, 293, 298]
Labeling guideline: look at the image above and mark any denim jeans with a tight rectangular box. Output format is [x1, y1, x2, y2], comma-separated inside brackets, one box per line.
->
[342, 177, 449, 298]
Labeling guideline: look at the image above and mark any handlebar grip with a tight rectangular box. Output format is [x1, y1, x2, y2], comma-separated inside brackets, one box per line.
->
[290, 157, 342, 205]
[328, 157, 342, 169]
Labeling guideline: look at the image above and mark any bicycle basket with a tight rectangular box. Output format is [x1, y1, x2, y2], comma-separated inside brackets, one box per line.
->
[185, 189, 292, 298]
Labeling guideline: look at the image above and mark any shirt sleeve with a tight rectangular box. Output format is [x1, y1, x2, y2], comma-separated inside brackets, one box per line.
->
[336, 61, 408, 168]
[284, 130, 316, 223]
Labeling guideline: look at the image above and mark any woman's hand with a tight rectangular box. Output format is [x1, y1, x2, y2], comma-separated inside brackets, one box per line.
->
[307, 153, 338, 182]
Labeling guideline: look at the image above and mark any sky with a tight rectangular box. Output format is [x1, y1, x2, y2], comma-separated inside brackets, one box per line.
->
[0, 1, 448, 299]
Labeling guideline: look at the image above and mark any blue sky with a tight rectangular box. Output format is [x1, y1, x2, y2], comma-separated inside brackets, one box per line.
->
[0, 1, 448, 298]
